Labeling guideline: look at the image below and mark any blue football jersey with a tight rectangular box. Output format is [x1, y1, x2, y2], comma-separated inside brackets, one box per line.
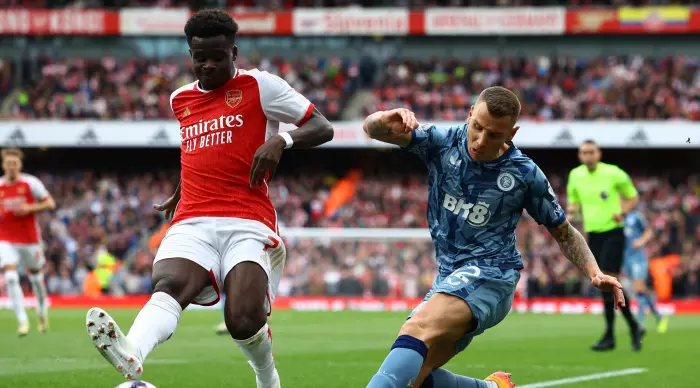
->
[404, 123, 566, 274]
[624, 211, 648, 260]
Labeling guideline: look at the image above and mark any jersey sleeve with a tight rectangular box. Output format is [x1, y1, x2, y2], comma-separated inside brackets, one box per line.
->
[25, 175, 49, 201]
[566, 170, 579, 205]
[614, 166, 638, 198]
[255, 71, 314, 126]
[169, 81, 195, 115]
[525, 165, 567, 228]
[403, 124, 458, 165]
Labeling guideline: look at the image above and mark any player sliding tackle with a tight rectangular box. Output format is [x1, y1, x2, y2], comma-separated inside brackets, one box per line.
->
[363, 87, 625, 388]
[85, 9, 333, 387]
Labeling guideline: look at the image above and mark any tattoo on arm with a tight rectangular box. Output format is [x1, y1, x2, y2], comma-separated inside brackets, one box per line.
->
[548, 221, 599, 277]
[366, 118, 391, 138]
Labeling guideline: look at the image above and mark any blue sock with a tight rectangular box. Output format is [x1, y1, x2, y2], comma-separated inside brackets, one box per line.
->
[636, 292, 648, 324]
[640, 292, 662, 321]
[422, 368, 491, 388]
[367, 335, 428, 388]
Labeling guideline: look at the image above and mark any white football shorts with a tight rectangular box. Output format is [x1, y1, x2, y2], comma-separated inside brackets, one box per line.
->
[0, 242, 46, 271]
[153, 217, 286, 311]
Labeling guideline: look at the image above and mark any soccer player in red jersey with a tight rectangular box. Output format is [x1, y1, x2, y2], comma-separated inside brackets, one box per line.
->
[85, 9, 333, 386]
[0, 148, 56, 336]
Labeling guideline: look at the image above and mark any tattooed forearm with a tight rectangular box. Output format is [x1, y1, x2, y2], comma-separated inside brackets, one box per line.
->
[548, 220, 600, 278]
[365, 117, 392, 138]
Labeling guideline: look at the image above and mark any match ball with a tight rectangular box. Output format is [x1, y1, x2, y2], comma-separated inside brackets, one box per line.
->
[115, 381, 156, 388]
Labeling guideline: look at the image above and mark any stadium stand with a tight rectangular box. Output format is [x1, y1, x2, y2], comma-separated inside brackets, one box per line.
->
[4, 56, 358, 120]
[366, 56, 700, 121]
[4, 55, 700, 121]
[1, 162, 695, 299]
[0, 3, 698, 311]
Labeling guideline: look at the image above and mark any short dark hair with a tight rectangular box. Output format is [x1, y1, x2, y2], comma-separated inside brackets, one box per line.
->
[476, 86, 521, 125]
[582, 139, 598, 146]
[184, 9, 239, 44]
[1, 148, 23, 160]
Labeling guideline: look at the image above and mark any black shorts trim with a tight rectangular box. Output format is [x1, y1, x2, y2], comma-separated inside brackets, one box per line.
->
[587, 227, 625, 274]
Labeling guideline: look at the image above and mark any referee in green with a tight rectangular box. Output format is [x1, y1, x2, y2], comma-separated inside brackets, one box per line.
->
[567, 140, 643, 352]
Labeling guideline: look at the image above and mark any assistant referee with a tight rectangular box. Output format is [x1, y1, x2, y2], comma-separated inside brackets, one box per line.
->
[567, 140, 643, 352]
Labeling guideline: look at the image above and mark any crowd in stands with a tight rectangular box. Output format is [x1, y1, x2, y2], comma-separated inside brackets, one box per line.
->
[5, 55, 359, 121]
[5, 54, 700, 122]
[1, 0, 691, 9]
[0, 167, 697, 300]
[366, 56, 700, 121]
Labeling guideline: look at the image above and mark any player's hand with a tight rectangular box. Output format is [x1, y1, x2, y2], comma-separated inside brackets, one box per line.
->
[632, 238, 645, 249]
[13, 205, 31, 217]
[380, 108, 419, 134]
[250, 135, 285, 188]
[153, 195, 178, 220]
[613, 213, 623, 223]
[590, 272, 625, 309]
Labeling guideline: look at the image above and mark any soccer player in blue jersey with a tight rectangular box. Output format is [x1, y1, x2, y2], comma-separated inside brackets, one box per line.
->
[363, 87, 626, 388]
[623, 210, 669, 333]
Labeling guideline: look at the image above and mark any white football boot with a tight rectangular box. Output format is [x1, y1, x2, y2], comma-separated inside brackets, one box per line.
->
[86, 307, 143, 380]
[17, 321, 29, 337]
[37, 313, 49, 334]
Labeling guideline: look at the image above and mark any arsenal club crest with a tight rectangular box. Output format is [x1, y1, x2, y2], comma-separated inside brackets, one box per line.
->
[225, 90, 242, 108]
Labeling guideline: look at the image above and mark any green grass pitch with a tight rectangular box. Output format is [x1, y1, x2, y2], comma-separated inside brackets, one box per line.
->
[1, 309, 698, 387]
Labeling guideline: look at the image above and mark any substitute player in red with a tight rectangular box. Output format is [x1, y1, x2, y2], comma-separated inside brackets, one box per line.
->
[0, 148, 55, 336]
[85, 9, 333, 387]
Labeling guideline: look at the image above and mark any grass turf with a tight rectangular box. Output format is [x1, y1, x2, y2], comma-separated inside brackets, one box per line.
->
[0, 309, 698, 387]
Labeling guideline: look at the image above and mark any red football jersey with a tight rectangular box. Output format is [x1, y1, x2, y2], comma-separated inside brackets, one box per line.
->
[0, 173, 49, 244]
[169, 69, 314, 231]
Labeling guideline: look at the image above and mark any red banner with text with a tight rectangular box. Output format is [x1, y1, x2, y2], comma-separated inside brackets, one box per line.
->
[3, 295, 699, 315]
[2, 7, 700, 36]
[0, 9, 120, 35]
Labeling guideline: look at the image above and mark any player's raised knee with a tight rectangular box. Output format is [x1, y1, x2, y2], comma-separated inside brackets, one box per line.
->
[401, 293, 476, 347]
[224, 306, 266, 340]
[399, 313, 446, 348]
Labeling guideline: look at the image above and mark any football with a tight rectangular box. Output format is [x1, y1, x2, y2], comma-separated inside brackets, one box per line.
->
[115, 381, 156, 388]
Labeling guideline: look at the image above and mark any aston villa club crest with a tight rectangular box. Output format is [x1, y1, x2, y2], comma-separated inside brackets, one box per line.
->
[225, 90, 242, 108]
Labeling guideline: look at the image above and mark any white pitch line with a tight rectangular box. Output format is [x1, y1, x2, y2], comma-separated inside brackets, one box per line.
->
[519, 368, 648, 388]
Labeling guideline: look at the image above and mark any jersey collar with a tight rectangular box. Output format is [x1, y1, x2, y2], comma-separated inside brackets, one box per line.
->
[195, 68, 239, 93]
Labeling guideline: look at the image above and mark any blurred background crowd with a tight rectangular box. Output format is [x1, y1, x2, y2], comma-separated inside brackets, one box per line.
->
[0, 0, 698, 304]
[4, 54, 700, 122]
[0, 153, 696, 301]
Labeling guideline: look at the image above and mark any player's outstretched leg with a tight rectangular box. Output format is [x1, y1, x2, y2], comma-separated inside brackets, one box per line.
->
[86, 258, 210, 380]
[366, 293, 501, 388]
[3, 265, 29, 336]
[224, 262, 279, 388]
[422, 369, 515, 388]
[410, 341, 514, 388]
[27, 268, 49, 333]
